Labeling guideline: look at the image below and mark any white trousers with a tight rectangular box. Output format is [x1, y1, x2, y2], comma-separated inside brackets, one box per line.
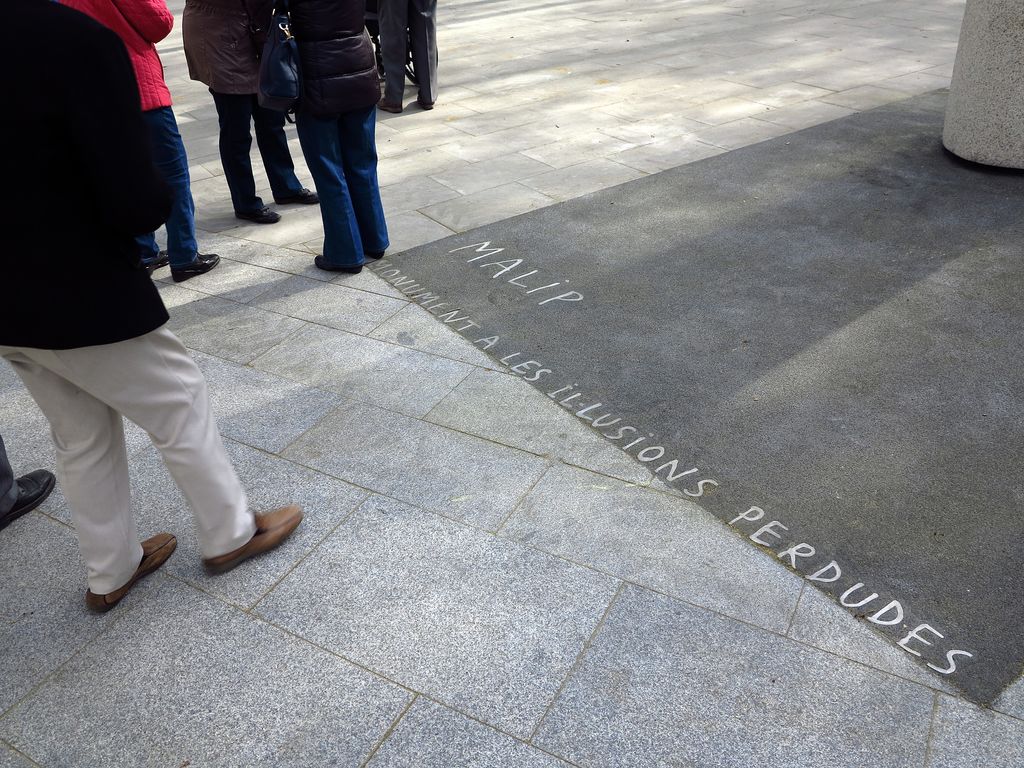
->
[1, 327, 255, 594]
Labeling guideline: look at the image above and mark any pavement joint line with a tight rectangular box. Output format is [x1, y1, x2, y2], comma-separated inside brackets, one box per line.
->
[922, 691, 941, 767]
[239, 430, 964, 696]
[492, 458, 556, 534]
[0, 570, 158, 725]
[247, 495, 369, 613]
[785, 581, 807, 637]
[527, 581, 628, 745]
[412, 692, 588, 768]
[358, 693, 419, 768]
[0, 739, 43, 767]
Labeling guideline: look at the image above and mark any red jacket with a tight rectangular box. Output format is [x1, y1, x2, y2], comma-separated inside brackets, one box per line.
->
[62, 0, 174, 111]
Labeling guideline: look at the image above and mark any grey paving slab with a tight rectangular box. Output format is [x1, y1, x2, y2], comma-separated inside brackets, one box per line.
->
[789, 585, 955, 692]
[520, 159, 646, 202]
[380, 175, 462, 213]
[927, 695, 1024, 768]
[369, 304, 499, 367]
[822, 84, 913, 110]
[994, 676, 1024, 719]
[369, 699, 568, 767]
[32, 419, 368, 596]
[418, 183, 555, 233]
[427, 369, 653, 485]
[756, 100, 858, 130]
[690, 115, 794, 148]
[0, 514, 149, 714]
[229, 204, 328, 247]
[257, 495, 619, 738]
[534, 585, 935, 768]
[189, 350, 341, 454]
[612, 135, 725, 173]
[123, 439, 367, 607]
[250, 274, 407, 335]
[165, 294, 305, 364]
[0, 579, 410, 767]
[282, 402, 548, 529]
[431, 154, 554, 196]
[504, 463, 802, 633]
[154, 257, 282, 304]
[185, 234, 333, 282]
[520, 134, 638, 170]
[383, 92, 1024, 704]
[0, 745, 31, 768]
[252, 324, 472, 418]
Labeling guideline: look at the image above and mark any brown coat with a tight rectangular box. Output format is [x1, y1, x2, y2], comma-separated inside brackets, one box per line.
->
[182, 0, 274, 94]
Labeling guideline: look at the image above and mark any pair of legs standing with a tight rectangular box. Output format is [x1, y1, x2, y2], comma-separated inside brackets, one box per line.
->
[211, 91, 306, 216]
[379, 0, 438, 108]
[1, 330, 256, 595]
[296, 106, 389, 269]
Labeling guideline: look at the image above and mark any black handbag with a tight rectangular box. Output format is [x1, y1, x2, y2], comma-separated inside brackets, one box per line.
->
[258, 0, 301, 113]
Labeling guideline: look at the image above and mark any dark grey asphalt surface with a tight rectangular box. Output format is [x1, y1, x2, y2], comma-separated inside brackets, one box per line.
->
[383, 92, 1024, 704]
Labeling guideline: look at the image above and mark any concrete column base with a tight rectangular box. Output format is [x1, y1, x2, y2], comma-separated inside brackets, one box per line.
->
[942, 0, 1024, 169]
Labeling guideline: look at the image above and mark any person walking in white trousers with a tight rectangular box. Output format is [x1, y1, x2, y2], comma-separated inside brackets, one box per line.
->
[1, 329, 259, 594]
[3, 2, 302, 612]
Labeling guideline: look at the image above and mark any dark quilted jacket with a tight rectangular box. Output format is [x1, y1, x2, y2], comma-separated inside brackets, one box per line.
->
[289, 0, 380, 117]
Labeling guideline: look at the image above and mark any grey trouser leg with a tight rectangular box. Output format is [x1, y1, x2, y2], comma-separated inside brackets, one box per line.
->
[380, 0, 438, 105]
[0, 434, 16, 517]
[408, 0, 438, 105]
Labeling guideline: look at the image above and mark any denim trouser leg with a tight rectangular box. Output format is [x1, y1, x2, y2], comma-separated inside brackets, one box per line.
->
[138, 107, 198, 269]
[0, 434, 17, 517]
[251, 98, 304, 199]
[296, 112, 364, 266]
[211, 91, 263, 213]
[337, 106, 389, 254]
[296, 108, 388, 266]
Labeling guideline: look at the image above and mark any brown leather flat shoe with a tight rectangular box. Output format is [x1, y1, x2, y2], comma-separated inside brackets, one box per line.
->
[202, 504, 303, 575]
[378, 100, 403, 113]
[85, 532, 177, 613]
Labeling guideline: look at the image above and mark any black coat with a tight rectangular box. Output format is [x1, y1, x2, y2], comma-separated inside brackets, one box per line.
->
[290, 0, 380, 117]
[2, 0, 171, 350]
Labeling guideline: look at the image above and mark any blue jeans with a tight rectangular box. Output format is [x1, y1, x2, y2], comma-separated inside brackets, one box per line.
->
[136, 107, 198, 269]
[295, 106, 389, 267]
[211, 91, 304, 214]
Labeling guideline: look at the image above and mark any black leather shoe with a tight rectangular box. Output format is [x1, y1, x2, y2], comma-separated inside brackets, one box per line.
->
[274, 189, 319, 205]
[1, 469, 56, 531]
[145, 250, 169, 274]
[171, 253, 221, 283]
[314, 255, 362, 274]
[365, 250, 385, 261]
[235, 206, 281, 224]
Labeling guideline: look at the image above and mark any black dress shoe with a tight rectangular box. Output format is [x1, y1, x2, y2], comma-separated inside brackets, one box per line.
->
[417, 99, 434, 110]
[274, 189, 320, 205]
[365, 250, 385, 261]
[235, 206, 281, 224]
[314, 255, 362, 274]
[171, 253, 221, 283]
[1, 469, 56, 531]
[145, 250, 169, 274]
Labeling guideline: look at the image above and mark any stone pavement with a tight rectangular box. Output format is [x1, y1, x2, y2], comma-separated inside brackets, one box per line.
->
[1, 0, 1021, 766]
